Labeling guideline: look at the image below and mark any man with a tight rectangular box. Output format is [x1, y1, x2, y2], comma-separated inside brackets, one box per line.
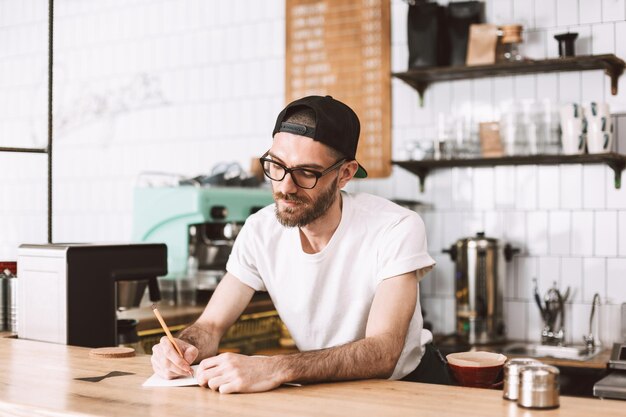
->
[151, 95, 439, 394]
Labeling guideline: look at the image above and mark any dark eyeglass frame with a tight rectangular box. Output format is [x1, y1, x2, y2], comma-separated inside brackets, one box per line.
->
[259, 150, 347, 189]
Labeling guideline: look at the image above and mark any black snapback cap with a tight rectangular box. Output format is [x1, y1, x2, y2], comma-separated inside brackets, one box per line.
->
[272, 95, 367, 178]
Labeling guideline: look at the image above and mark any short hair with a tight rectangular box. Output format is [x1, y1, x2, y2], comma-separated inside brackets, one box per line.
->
[283, 107, 346, 161]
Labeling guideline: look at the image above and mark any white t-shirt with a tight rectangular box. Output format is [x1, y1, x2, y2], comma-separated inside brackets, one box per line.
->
[226, 191, 436, 379]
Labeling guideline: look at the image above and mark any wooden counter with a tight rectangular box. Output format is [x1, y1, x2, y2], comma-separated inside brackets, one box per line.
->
[0, 338, 623, 417]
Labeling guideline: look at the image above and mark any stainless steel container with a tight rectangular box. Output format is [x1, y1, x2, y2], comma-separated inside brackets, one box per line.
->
[503, 358, 542, 401]
[518, 364, 560, 409]
[444, 232, 519, 344]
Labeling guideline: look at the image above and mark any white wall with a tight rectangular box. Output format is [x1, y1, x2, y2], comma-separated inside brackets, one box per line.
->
[1, 0, 625, 344]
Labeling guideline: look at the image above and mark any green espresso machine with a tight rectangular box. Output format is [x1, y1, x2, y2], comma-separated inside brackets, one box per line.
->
[132, 186, 274, 300]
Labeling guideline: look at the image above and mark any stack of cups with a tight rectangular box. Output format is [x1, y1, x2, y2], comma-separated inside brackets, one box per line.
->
[559, 103, 586, 155]
[503, 358, 560, 409]
[585, 102, 613, 154]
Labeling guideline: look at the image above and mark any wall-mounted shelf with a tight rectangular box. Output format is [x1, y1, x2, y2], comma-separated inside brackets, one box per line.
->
[392, 54, 626, 103]
[393, 153, 626, 192]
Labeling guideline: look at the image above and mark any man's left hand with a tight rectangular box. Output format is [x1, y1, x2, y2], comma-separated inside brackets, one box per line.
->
[196, 352, 284, 394]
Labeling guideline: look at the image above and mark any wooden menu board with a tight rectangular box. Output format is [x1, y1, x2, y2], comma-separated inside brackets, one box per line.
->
[285, 0, 391, 178]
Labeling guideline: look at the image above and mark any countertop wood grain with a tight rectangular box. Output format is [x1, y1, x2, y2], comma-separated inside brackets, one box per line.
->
[0, 337, 623, 417]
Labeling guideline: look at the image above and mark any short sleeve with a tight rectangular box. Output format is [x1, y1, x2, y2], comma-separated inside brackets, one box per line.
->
[376, 213, 436, 284]
[225, 220, 267, 291]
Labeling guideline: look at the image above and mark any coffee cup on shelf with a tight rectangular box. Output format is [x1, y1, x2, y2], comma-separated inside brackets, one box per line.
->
[559, 103, 587, 155]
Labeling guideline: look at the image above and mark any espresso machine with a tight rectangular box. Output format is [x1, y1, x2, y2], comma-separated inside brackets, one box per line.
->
[132, 185, 273, 297]
[17, 243, 166, 348]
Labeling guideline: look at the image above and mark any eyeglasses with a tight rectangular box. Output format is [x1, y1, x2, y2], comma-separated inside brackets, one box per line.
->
[259, 151, 346, 189]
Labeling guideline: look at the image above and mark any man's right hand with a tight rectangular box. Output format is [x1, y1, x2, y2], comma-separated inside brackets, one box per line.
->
[151, 336, 198, 379]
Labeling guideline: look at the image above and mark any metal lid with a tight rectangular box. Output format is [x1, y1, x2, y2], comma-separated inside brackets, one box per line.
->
[520, 364, 560, 386]
[456, 232, 499, 249]
[504, 358, 542, 377]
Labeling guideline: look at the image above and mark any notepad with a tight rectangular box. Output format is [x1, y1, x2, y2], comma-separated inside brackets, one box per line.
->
[143, 365, 200, 387]
[142, 364, 302, 388]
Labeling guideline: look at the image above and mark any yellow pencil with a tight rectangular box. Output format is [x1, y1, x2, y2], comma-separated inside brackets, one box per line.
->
[151, 303, 184, 358]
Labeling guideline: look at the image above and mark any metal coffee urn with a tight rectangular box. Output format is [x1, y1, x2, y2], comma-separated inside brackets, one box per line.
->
[444, 232, 519, 345]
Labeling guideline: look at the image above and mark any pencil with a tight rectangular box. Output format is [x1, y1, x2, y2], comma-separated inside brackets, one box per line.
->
[151, 303, 184, 358]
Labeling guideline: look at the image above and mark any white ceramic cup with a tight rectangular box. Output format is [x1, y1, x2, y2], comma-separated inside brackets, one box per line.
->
[585, 101, 611, 119]
[587, 130, 613, 154]
[561, 117, 586, 154]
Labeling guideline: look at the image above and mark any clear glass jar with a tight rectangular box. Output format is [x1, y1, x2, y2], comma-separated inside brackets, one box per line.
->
[499, 25, 523, 62]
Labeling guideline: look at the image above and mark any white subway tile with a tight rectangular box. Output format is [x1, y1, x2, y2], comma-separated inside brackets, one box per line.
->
[513, 0, 535, 28]
[595, 211, 618, 256]
[567, 24, 593, 55]
[515, 75, 537, 101]
[579, 0, 603, 24]
[432, 168, 454, 210]
[558, 72, 582, 103]
[536, 73, 559, 102]
[484, 211, 505, 240]
[545, 27, 564, 58]
[607, 179, 626, 208]
[451, 80, 472, 114]
[592, 23, 616, 54]
[523, 29, 546, 59]
[527, 211, 549, 255]
[581, 71, 606, 103]
[538, 166, 560, 209]
[492, 0, 514, 24]
[620, 211, 626, 256]
[526, 300, 543, 342]
[549, 211, 571, 255]
[602, 0, 626, 22]
[571, 211, 595, 256]
[434, 255, 455, 297]
[442, 212, 463, 247]
[442, 297, 456, 334]
[560, 165, 583, 209]
[538, 257, 561, 295]
[534, 0, 558, 29]
[582, 165, 607, 209]
[422, 211, 444, 256]
[517, 256, 538, 301]
[452, 168, 474, 209]
[494, 166, 516, 208]
[561, 257, 584, 302]
[505, 301, 527, 341]
[607, 258, 626, 303]
[504, 261, 517, 299]
[473, 168, 495, 210]
[583, 257, 607, 301]
[556, 0, 579, 26]
[515, 165, 538, 209]
[493, 76, 516, 108]
[504, 211, 527, 250]
[570, 302, 592, 344]
[420, 298, 442, 332]
[616, 22, 626, 59]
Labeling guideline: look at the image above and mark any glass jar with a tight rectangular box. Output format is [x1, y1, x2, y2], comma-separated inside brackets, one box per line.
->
[499, 25, 523, 62]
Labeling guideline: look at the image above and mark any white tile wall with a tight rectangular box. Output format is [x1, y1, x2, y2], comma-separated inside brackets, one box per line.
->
[2, 0, 626, 345]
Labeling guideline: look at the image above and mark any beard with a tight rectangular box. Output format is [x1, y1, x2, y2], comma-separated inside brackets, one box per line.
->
[273, 176, 339, 228]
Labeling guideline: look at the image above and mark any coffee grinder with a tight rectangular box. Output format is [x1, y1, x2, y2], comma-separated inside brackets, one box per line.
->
[17, 243, 166, 348]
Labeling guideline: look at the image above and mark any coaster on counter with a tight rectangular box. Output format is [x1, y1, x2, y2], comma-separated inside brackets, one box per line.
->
[89, 347, 135, 359]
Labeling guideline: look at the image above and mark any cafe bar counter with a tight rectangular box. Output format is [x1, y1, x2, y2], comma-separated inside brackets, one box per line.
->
[0, 338, 623, 417]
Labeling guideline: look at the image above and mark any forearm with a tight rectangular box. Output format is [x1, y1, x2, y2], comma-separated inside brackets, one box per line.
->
[177, 322, 221, 361]
[275, 333, 404, 384]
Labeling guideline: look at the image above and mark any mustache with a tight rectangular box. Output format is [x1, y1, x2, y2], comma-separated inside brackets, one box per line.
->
[274, 192, 309, 204]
